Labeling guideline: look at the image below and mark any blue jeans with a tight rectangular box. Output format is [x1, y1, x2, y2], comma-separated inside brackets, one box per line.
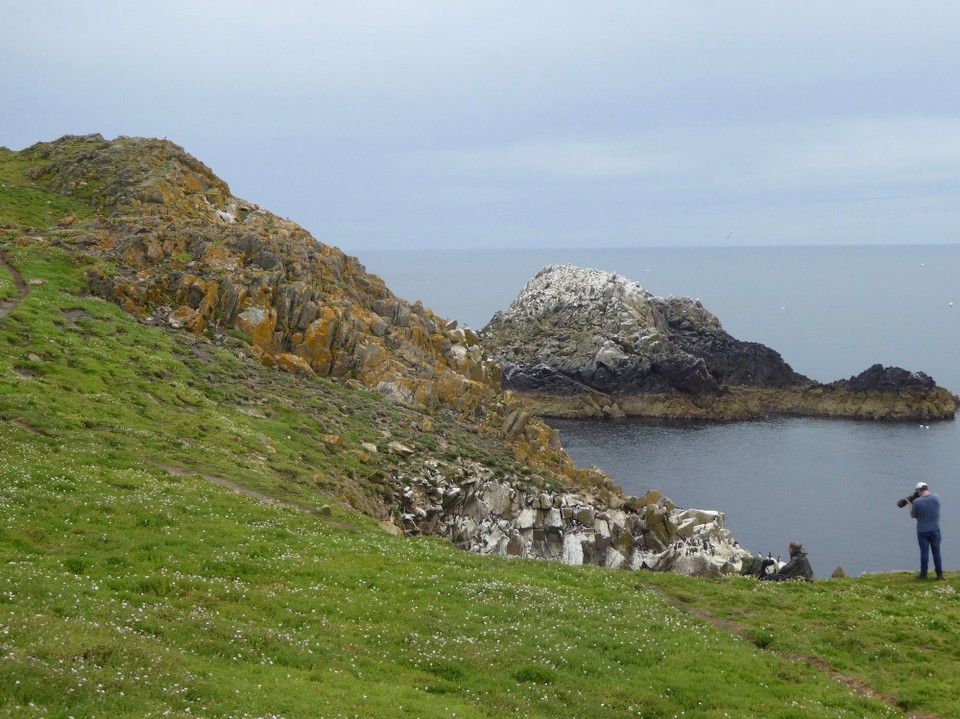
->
[917, 529, 943, 577]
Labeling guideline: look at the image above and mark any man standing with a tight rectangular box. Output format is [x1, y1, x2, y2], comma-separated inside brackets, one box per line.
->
[909, 482, 944, 580]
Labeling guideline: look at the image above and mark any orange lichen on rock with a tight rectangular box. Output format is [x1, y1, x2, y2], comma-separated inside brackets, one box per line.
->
[22, 133, 596, 491]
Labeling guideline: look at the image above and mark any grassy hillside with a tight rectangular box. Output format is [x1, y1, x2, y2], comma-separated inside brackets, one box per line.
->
[2, 145, 960, 718]
[0, 241, 933, 719]
[0, 146, 95, 229]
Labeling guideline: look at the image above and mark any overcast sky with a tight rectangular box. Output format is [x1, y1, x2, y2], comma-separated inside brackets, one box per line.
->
[4, 1, 960, 252]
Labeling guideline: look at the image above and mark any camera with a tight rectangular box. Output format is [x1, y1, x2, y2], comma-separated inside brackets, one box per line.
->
[896, 491, 920, 508]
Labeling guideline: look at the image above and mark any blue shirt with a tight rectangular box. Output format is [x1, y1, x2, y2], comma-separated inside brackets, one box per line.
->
[911, 493, 941, 533]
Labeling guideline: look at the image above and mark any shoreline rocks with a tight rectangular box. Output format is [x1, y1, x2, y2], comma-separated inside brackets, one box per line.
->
[392, 464, 753, 577]
[481, 265, 959, 422]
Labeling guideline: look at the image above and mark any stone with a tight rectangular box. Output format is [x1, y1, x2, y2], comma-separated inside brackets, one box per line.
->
[573, 505, 595, 526]
[399, 477, 753, 577]
[516, 508, 536, 530]
[612, 528, 633, 554]
[462, 494, 489, 523]
[388, 441, 415, 457]
[442, 487, 462, 507]
[604, 546, 627, 569]
[560, 533, 585, 565]
[415, 417, 434, 433]
[658, 496, 676, 513]
[534, 493, 552, 510]
[236, 306, 278, 354]
[482, 482, 514, 518]
[606, 509, 627, 533]
[275, 352, 315, 376]
[544, 508, 563, 530]
[675, 518, 697, 539]
[167, 306, 202, 331]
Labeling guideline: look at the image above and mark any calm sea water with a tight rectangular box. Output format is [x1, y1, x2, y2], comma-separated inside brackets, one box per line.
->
[361, 245, 960, 576]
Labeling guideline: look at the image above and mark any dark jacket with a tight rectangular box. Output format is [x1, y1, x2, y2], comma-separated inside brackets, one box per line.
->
[779, 549, 814, 581]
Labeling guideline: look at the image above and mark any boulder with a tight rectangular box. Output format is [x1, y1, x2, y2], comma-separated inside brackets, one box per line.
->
[401, 474, 754, 577]
[388, 441, 415, 457]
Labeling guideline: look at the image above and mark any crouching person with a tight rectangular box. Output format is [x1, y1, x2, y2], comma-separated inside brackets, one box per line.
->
[760, 542, 814, 582]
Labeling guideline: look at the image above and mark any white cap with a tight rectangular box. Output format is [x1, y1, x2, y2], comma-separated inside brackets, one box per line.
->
[915, 482, 928, 491]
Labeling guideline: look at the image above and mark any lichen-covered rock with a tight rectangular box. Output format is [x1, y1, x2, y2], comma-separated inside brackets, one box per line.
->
[18, 135, 583, 481]
[12, 137, 627, 493]
[481, 265, 959, 421]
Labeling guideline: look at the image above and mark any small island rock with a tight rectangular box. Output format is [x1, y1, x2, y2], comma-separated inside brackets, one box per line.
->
[480, 265, 958, 421]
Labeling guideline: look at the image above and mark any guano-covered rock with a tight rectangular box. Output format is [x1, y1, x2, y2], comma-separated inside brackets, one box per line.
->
[480, 264, 959, 421]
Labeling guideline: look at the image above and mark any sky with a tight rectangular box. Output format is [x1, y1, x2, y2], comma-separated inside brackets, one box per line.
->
[3, 1, 960, 253]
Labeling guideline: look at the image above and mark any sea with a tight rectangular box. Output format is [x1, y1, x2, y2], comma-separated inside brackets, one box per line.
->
[359, 245, 960, 577]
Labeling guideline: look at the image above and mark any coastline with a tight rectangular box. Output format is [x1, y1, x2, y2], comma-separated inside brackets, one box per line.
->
[510, 385, 960, 422]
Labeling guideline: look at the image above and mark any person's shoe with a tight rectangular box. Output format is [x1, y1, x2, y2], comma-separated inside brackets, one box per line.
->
[936, 574, 945, 581]
[917, 573, 928, 579]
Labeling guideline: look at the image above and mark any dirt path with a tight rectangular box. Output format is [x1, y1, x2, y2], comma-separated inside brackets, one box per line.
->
[648, 587, 938, 719]
[0, 249, 28, 321]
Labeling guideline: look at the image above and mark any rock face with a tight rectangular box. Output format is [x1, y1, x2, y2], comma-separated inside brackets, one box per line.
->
[393, 463, 752, 577]
[6, 134, 752, 577]
[22, 134, 554, 464]
[481, 265, 959, 421]
[46, 137, 502, 412]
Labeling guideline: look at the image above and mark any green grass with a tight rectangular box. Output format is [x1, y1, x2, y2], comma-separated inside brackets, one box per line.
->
[0, 147, 94, 229]
[646, 572, 960, 715]
[0, 424, 912, 719]
[1, 234, 959, 718]
[0, 264, 14, 301]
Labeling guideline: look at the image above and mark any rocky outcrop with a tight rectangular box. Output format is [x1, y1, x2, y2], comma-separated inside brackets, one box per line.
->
[392, 462, 752, 577]
[21, 136, 528, 441]
[481, 265, 959, 421]
[33, 137, 503, 413]
[8, 136, 595, 483]
[779, 364, 960, 421]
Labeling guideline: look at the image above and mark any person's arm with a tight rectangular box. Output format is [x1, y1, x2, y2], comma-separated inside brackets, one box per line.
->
[779, 556, 798, 578]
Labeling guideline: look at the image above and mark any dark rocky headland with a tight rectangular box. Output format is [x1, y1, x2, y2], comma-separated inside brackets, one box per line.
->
[481, 264, 959, 421]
